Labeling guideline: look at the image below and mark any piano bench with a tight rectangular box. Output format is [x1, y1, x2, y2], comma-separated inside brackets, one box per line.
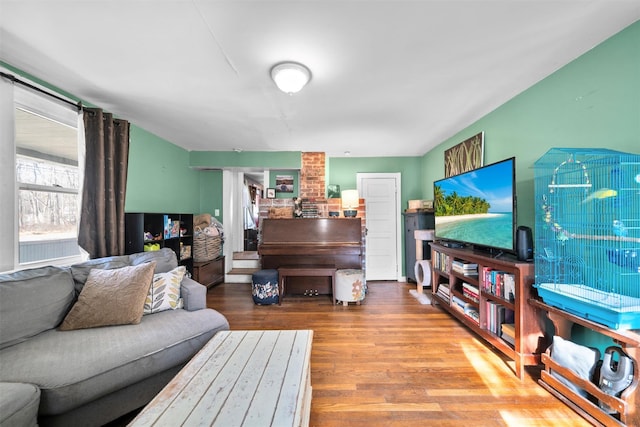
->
[277, 266, 337, 305]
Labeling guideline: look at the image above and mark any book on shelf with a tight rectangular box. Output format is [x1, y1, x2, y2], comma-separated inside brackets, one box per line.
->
[436, 283, 450, 300]
[452, 295, 466, 311]
[452, 260, 478, 275]
[500, 322, 515, 347]
[464, 305, 479, 325]
[462, 282, 479, 303]
[482, 267, 515, 299]
[501, 332, 515, 347]
[452, 260, 477, 269]
[433, 251, 450, 272]
[503, 273, 516, 302]
[501, 323, 515, 339]
[485, 301, 515, 335]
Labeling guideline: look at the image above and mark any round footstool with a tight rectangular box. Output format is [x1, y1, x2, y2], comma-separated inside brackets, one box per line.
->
[252, 269, 279, 305]
[335, 269, 365, 305]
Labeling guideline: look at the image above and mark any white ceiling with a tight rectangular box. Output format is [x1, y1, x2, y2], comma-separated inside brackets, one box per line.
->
[1, 1, 638, 158]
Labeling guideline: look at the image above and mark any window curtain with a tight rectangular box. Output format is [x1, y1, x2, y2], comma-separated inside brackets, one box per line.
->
[78, 107, 130, 258]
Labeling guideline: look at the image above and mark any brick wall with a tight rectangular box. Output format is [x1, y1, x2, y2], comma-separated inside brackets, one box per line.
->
[259, 152, 365, 223]
[256, 153, 366, 268]
[300, 152, 325, 199]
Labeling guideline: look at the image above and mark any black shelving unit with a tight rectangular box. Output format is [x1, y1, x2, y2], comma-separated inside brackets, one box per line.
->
[125, 212, 194, 274]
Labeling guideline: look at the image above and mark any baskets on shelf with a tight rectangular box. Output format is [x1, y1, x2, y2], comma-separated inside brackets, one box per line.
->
[193, 227, 222, 262]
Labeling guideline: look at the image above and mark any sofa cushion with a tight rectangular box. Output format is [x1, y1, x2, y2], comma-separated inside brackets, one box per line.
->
[69, 255, 131, 294]
[144, 266, 186, 315]
[0, 308, 229, 415]
[0, 266, 75, 349]
[59, 262, 156, 331]
[129, 248, 178, 274]
[0, 382, 40, 427]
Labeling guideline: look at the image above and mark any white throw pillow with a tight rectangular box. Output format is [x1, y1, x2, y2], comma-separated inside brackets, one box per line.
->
[143, 266, 185, 314]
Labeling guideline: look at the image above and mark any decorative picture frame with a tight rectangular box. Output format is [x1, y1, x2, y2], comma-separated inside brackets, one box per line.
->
[266, 188, 276, 199]
[445, 131, 484, 177]
[327, 184, 341, 199]
[275, 175, 294, 193]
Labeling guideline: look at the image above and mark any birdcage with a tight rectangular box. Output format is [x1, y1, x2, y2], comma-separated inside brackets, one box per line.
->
[533, 148, 640, 329]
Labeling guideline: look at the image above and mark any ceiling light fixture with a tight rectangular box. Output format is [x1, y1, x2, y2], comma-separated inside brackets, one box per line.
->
[271, 62, 311, 94]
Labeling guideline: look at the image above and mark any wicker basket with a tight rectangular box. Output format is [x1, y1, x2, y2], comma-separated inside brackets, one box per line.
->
[193, 229, 222, 262]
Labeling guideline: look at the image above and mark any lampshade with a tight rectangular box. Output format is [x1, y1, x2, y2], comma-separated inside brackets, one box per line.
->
[271, 62, 311, 94]
[341, 189, 359, 217]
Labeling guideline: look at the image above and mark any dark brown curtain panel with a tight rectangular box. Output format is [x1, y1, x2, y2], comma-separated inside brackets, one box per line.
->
[78, 107, 130, 258]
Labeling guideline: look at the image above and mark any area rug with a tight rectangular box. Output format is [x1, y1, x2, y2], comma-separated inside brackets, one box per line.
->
[409, 289, 431, 305]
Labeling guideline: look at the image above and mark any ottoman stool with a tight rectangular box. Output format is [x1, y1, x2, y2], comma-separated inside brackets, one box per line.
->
[335, 269, 365, 306]
[252, 269, 279, 305]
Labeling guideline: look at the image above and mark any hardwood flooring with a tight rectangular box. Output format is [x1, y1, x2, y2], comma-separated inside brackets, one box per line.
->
[206, 281, 590, 427]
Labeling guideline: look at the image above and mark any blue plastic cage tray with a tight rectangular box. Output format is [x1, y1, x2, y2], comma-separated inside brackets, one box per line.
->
[535, 283, 640, 330]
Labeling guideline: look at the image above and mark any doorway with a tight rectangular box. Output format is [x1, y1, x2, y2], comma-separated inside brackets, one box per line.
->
[357, 173, 401, 281]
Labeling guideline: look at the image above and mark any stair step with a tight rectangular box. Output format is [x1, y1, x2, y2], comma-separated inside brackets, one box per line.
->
[226, 267, 260, 284]
[233, 251, 259, 260]
[233, 259, 261, 269]
[228, 267, 261, 275]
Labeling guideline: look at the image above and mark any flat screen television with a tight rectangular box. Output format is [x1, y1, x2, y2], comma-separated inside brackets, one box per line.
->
[433, 157, 516, 254]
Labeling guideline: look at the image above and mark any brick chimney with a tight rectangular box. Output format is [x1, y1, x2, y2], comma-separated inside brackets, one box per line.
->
[300, 152, 325, 199]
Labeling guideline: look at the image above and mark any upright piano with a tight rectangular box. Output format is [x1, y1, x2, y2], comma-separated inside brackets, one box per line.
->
[258, 218, 363, 296]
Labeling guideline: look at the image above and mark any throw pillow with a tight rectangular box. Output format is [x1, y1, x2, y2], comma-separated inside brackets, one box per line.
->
[144, 266, 186, 315]
[550, 335, 600, 398]
[59, 261, 156, 331]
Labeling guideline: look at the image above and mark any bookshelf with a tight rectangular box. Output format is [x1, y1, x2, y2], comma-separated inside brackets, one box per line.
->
[125, 213, 194, 274]
[430, 242, 545, 379]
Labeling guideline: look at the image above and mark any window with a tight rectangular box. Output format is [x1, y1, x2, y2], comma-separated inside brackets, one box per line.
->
[0, 73, 84, 272]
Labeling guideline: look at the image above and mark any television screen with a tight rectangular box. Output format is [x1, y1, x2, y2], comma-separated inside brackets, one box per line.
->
[434, 157, 516, 253]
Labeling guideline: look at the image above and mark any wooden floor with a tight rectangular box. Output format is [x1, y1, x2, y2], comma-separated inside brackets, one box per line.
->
[206, 281, 590, 427]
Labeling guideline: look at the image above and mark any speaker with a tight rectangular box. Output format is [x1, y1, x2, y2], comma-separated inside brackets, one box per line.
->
[516, 226, 533, 261]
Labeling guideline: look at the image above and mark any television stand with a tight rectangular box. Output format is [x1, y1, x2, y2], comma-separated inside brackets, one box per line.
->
[430, 242, 545, 379]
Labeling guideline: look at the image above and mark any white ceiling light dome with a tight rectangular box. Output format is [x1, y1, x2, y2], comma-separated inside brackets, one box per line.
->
[271, 62, 311, 94]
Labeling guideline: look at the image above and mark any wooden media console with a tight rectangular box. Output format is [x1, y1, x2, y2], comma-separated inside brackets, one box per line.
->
[430, 242, 546, 380]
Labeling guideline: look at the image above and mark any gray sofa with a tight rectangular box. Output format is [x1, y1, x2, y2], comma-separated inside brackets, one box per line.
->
[0, 248, 229, 427]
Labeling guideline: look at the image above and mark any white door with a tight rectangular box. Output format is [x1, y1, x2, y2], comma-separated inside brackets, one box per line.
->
[358, 173, 401, 281]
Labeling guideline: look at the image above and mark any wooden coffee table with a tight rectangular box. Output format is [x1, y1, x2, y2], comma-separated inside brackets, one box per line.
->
[129, 330, 313, 427]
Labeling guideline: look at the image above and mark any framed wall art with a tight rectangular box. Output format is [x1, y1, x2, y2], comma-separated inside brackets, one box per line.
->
[327, 184, 341, 199]
[275, 175, 294, 193]
[445, 131, 484, 177]
[266, 188, 276, 199]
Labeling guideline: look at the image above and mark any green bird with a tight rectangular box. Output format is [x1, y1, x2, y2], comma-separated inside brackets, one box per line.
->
[582, 188, 617, 203]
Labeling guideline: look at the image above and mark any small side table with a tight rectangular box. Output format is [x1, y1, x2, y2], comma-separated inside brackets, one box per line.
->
[192, 256, 225, 288]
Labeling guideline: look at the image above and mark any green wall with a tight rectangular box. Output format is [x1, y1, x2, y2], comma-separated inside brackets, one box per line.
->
[421, 21, 640, 232]
[125, 126, 201, 213]
[199, 170, 223, 221]
[328, 156, 423, 210]
[269, 170, 299, 199]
